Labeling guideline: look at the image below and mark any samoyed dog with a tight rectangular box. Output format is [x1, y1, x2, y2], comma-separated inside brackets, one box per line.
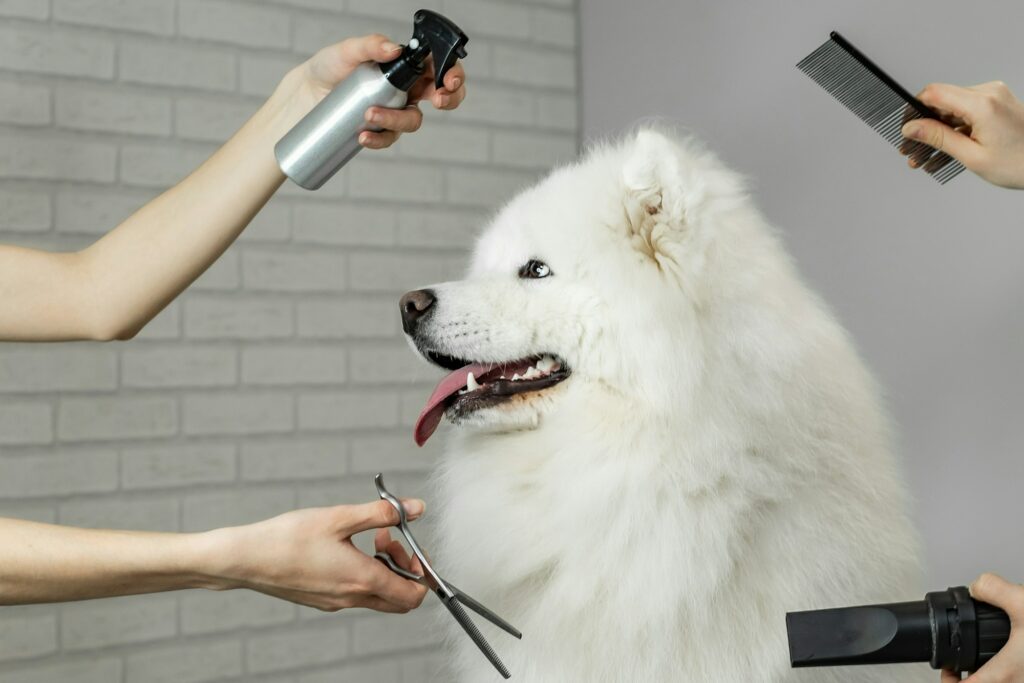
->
[399, 128, 927, 682]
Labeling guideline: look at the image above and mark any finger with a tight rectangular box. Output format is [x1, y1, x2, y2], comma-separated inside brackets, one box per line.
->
[376, 582, 428, 611]
[365, 104, 423, 133]
[384, 539, 415, 572]
[433, 62, 466, 109]
[352, 594, 414, 614]
[963, 650, 1019, 683]
[372, 529, 416, 571]
[916, 83, 985, 124]
[409, 551, 425, 577]
[309, 35, 403, 87]
[941, 669, 962, 682]
[971, 573, 1024, 622]
[342, 498, 426, 536]
[408, 59, 466, 110]
[901, 119, 984, 168]
[359, 130, 400, 149]
[336, 33, 402, 68]
[374, 528, 392, 553]
[434, 81, 466, 111]
[899, 136, 913, 155]
[444, 61, 465, 93]
[366, 560, 428, 610]
[399, 497, 425, 522]
[970, 80, 1014, 99]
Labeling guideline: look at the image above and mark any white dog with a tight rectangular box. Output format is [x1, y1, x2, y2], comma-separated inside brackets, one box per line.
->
[400, 128, 928, 682]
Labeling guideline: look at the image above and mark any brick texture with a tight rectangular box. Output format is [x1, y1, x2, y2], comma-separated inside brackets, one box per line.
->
[0, 0, 578, 679]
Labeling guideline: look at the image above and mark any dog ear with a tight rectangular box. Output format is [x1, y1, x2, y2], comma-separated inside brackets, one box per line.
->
[620, 129, 690, 261]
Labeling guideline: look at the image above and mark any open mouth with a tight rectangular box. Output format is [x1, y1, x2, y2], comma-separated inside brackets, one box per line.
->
[414, 352, 571, 446]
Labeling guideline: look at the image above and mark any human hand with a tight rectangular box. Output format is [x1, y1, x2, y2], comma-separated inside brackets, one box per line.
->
[900, 81, 1024, 189]
[203, 499, 428, 613]
[940, 573, 1024, 683]
[275, 33, 467, 150]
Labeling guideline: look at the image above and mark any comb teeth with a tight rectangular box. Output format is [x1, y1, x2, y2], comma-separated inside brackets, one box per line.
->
[797, 33, 965, 185]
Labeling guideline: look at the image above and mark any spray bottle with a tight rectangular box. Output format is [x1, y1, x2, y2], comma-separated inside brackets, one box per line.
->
[275, 9, 468, 190]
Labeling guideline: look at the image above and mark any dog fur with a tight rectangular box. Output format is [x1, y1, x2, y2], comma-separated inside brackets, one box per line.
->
[405, 128, 928, 682]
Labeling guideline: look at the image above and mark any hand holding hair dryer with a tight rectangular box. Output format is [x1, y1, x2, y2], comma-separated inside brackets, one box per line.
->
[275, 9, 468, 190]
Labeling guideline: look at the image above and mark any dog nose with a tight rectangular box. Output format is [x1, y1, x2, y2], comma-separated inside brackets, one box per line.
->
[399, 289, 436, 335]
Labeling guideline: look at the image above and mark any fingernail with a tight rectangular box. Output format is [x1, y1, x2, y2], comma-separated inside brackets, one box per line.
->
[437, 93, 450, 108]
[383, 41, 401, 53]
[902, 122, 922, 140]
[365, 110, 379, 124]
[451, 76, 462, 90]
[403, 499, 425, 517]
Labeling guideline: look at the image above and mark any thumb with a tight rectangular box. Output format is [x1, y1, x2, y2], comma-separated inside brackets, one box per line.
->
[901, 119, 982, 168]
[341, 498, 426, 536]
[309, 34, 403, 89]
[335, 33, 403, 67]
[970, 573, 1024, 623]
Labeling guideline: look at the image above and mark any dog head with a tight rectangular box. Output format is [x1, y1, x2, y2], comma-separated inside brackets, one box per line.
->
[401, 127, 763, 445]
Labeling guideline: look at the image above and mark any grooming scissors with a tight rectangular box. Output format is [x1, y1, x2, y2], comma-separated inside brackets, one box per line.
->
[373, 473, 522, 679]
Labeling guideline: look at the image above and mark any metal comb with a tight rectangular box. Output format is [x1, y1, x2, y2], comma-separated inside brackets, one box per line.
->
[798, 31, 966, 184]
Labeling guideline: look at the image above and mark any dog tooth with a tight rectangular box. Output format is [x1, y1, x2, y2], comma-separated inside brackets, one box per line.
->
[523, 367, 541, 380]
[466, 372, 480, 391]
[511, 373, 521, 381]
[537, 356, 555, 372]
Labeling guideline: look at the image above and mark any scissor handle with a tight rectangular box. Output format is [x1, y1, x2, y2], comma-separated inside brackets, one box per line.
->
[374, 473, 453, 596]
[374, 551, 425, 584]
[371, 473, 522, 680]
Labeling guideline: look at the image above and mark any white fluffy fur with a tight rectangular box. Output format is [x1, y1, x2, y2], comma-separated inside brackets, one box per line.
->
[409, 128, 927, 682]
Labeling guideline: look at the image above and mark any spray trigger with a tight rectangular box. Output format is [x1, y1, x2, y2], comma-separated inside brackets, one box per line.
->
[413, 9, 469, 90]
[378, 10, 468, 92]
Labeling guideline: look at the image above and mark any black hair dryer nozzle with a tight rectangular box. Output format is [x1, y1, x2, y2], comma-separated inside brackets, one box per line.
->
[787, 587, 1010, 674]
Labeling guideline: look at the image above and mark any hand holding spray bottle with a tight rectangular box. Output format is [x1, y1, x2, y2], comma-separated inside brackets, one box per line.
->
[275, 9, 468, 190]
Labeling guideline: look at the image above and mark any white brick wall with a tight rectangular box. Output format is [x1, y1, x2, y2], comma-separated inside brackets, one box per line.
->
[0, 0, 579, 680]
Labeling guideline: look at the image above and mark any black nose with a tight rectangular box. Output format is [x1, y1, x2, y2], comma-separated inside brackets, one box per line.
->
[399, 289, 436, 335]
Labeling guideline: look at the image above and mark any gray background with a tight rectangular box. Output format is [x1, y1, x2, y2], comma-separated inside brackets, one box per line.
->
[580, 0, 1024, 587]
[0, 0, 576, 680]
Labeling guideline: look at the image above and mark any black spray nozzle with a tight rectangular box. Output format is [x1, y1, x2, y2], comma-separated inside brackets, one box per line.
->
[786, 586, 1011, 674]
[380, 9, 468, 92]
[414, 9, 468, 90]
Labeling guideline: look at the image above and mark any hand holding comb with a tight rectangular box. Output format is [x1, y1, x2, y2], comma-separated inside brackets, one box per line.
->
[798, 31, 966, 184]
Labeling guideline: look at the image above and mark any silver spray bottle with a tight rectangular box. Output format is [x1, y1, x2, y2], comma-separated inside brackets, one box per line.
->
[275, 9, 468, 191]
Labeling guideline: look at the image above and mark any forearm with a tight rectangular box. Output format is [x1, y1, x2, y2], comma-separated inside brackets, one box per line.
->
[0, 69, 310, 343]
[76, 71, 308, 340]
[0, 517, 226, 604]
[0, 500, 428, 612]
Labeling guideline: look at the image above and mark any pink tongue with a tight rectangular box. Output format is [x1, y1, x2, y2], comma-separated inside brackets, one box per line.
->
[414, 363, 494, 446]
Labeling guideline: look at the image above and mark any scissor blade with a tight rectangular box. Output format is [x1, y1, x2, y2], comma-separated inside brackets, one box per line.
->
[444, 597, 512, 679]
[450, 587, 522, 639]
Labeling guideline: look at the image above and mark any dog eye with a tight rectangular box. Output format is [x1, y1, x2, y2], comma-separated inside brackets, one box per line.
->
[519, 259, 552, 279]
